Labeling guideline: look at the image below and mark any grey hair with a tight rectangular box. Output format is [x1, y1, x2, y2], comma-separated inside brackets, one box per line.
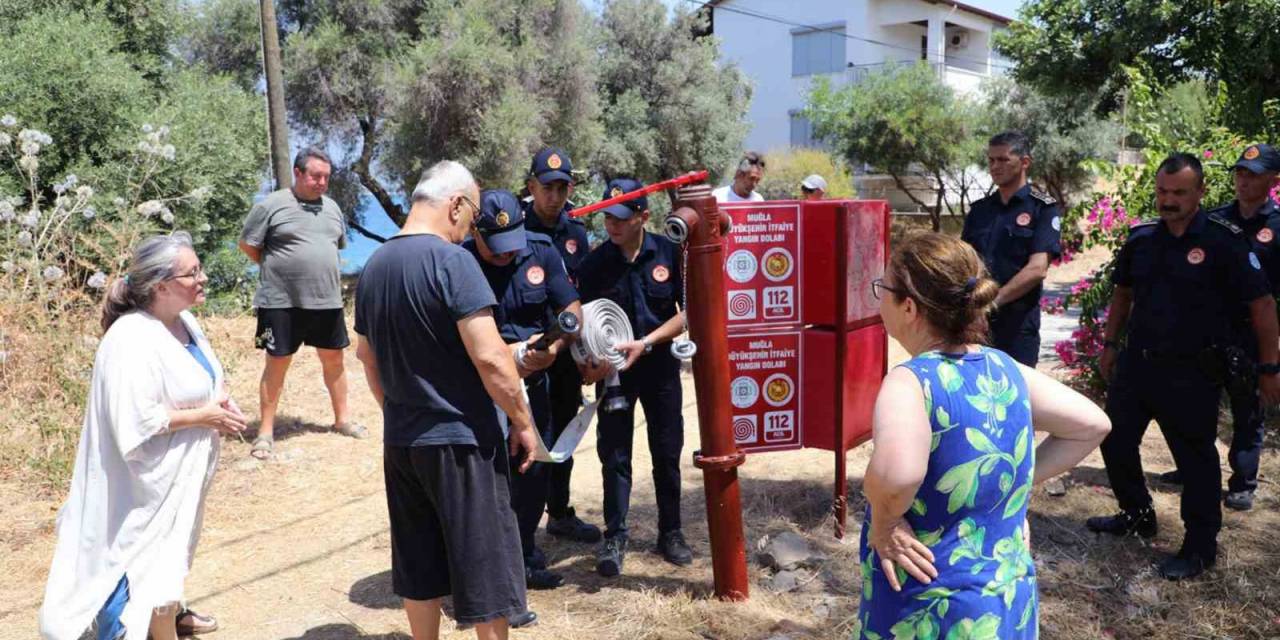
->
[736, 150, 766, 174]
[100, 231, 194, 332]
[410, 160, 476, 204]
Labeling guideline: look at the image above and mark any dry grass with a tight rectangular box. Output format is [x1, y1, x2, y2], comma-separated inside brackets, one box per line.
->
[3, 249, 1280, 639]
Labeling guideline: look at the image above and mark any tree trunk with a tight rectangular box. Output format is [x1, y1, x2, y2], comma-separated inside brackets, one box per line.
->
[886, 171, 940, 230]
[351, 116, 405, 232]
[258, 0, 291, 190]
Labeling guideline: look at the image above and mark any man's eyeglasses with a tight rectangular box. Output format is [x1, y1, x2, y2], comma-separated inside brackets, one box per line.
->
[457, 193, 480, 219]
[168, 265, 205, 281]
[871, 278, 905, 300]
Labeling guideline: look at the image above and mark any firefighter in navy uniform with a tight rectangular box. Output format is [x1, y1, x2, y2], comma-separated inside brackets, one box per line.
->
[1161, 143, 1280, 511]
[464, 189, 582, 590]
[521, 146, 601, 544]
[961, 131, 1062, 366]
[577, 177, 692, 578]
[1086, 154, 1280, 581]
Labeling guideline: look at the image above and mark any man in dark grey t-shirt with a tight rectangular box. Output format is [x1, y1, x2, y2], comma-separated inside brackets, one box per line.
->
[239, 146, 364, 459]
[355, 160, 539, 636]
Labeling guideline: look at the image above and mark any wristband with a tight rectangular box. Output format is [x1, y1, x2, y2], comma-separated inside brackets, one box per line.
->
[1258, 362, 1280, 375]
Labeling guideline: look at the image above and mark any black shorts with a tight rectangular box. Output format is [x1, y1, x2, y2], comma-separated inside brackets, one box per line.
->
[383, 444, 526, 624]
[254, 307, 350, 356]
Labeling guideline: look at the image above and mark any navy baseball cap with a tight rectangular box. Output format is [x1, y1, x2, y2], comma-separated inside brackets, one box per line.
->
[475, 189, 526, 254]
[601, 178, 647, 219]
[529, 147, 574, 184]
[1232, 143, 1280, 174]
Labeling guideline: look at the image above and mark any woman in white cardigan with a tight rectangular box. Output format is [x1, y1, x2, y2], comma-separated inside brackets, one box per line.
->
[40, 232, 247, 640]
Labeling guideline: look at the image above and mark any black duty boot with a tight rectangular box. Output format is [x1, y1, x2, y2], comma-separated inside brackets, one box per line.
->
[509, 610, 539, 628]
[547, 506, 602, 543]
[525, 565, 564, 590]
[1224, 490, 1254, 511]
[1085, 506, 1157, 538]
[595, 535, 628, 577]
[656, 530, 693, 566]
[1158, 469, 1183, 485]
[1158, 548, 1216, 581]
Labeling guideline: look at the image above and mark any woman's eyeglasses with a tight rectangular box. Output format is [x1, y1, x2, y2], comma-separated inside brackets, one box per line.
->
[871, 278, 905, 300]
[168, 265, 205, 281]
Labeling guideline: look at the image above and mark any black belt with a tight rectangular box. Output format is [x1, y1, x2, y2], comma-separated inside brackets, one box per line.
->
[1137, 348, 1202, 364]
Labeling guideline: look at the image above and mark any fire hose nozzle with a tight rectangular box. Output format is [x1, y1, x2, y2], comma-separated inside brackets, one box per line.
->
[528, 311, 581, 351]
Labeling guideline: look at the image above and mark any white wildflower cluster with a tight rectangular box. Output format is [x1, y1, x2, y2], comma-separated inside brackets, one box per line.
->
[161, 211, 175, 224]
[86, 271, 107, 290]
[0, 115, 17, 148]
[16, 128, 50, 174]
[112, 197, 126, 208]
[18, 129, 52, 155]
[41, 265, 64, 282]
[0, 198, 14, 223]
[16, 230, 32, 247]
[136, 200, 168, 218]
[52, 174, 78, 195]
[197, 222, 212, 233]
[188, 186, 213, 200]
[20, 211, 39, 228]
[137, 124, 176, 161]
[0, 260, 12, 272]
[82, 206, 97, 220]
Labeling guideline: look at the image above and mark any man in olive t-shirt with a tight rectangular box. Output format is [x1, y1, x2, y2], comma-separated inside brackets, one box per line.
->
[238, 146, 365, 459]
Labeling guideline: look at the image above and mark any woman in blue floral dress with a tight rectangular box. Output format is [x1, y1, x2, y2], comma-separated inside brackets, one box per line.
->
[858, 233, 1110, 639]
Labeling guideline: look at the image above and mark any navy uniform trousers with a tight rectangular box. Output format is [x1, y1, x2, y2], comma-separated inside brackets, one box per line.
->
[1222, 333, 1264, 494]
[596, 350, 684, 540]
[545, 351, 583, 519]
[510, 370, 554, 565]
[990, 303, 1041, 367]
[1103, 352, 1222, 556]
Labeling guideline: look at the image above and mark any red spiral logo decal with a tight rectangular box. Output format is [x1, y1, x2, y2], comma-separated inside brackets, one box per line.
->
[732, 416, 756, 443]
[729, 291, 754, 317]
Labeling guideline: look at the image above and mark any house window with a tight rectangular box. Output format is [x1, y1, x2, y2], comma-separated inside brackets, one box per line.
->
[791, 24, 846, 76]
[789, 113, 826, 148]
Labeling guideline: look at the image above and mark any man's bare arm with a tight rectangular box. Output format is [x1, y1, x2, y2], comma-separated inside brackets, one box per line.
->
[238, 240, 262, 264]
[355, 334, 384, 409]
[458, 310, 536, 434]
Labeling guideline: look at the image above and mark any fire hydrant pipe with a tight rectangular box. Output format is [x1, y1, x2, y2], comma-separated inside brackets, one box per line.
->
[669, 189, 750, 601]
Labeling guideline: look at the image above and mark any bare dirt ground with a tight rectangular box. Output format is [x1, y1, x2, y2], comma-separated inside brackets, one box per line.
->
[3, 246, 1280, 639]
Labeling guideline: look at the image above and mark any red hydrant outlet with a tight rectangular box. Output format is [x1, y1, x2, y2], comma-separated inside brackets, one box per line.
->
[664, 206, 700, 245]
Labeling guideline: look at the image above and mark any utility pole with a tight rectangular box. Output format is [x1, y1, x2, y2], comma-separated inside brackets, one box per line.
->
[259, 0, 291, 189]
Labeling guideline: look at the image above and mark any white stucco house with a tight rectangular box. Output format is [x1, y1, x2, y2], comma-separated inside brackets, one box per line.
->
[707, 0, 1012, 154]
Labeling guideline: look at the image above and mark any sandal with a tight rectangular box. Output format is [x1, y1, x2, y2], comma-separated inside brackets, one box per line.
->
[334, 422, 369, 440]
[250, 436, 273, 460]
[175, 607, 218, 635]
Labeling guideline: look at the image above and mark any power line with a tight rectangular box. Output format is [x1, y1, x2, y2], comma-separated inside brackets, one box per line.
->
[682, 0, 1020, 73]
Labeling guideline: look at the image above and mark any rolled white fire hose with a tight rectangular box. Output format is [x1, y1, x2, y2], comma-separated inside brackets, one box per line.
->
[523, 299, 695, 463]
[529, 299, 632, 463]
[569, 299, 633, 371]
